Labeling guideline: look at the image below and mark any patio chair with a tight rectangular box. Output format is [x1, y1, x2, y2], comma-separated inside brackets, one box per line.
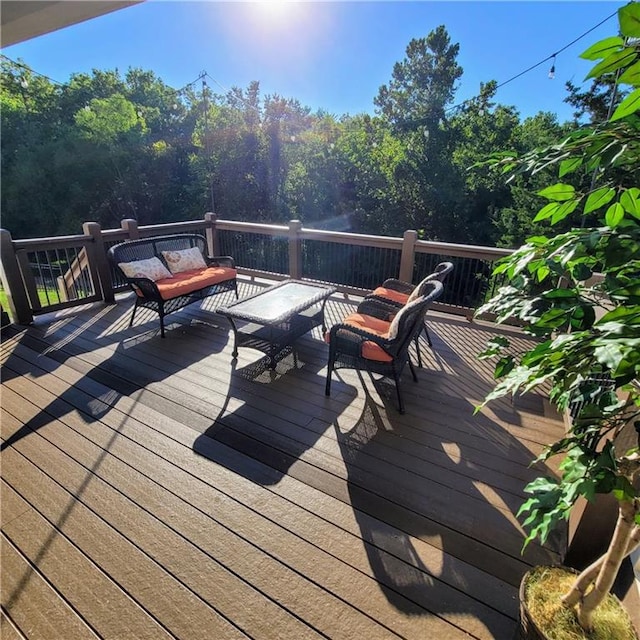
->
[325, 280, 443, 414]
[366, 261, 454, 364]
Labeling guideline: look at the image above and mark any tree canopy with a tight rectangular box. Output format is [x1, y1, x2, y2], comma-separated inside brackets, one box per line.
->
[1, 23, 632, 245]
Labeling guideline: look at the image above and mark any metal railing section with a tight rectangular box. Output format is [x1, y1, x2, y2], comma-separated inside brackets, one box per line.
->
[216, 227, 289, 278]
[12, 234, 99, 313]
[0, 214, 514, 324]
[298, 229, 402, 293]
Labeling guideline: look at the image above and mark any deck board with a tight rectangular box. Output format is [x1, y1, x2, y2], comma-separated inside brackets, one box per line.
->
[1, 531, 98, 640]
[1, 281, 567, 639]
[1, 481, 172, 640]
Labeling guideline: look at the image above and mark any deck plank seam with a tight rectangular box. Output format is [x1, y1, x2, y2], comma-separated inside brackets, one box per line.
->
[1, 370, 519, 635]
[1, 530, 105, 640]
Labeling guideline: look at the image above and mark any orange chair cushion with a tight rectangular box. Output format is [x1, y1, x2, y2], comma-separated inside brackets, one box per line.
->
[140, 266, 237, 300]
[325, 312, 393, 362]
[371, 287, 409, 306]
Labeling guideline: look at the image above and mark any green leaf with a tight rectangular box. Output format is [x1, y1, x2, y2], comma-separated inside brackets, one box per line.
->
[583, 187, 615, 214]
[571, 262, 593, 281]
[620, 188, 640, 218]
[580, 36, 624, 61]
[595, 343, 624, 370]
[495, 356, 515, 378]
[538, 183, 576, 202]
[586, 48, 637, 80]
[605, 202, 625, 227]
[526, 236, 550, 247]
[542, 289, 578, 300]
[551, 200, 579, 224]
[610, 89, 640, 122]
[618, 61, 640, 86]
[619, 2, 640, 38]
[533, 202, 560, 222]
[598, 305, 640, 325]
[536, 265, 551, 281]
[558, 157, 583, 177]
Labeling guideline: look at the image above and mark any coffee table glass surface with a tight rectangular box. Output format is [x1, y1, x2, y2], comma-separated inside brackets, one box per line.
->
[220, 280, 334, 323]
[217, 280, 336, 366]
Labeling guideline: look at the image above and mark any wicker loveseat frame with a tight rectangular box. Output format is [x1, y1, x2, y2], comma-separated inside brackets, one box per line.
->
[108, 234, 237, 338]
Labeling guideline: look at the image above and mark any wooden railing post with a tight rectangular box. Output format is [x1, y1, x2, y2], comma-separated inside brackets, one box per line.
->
[56, 276, 70, 303]
[0, 229, 33, 325]
[288, 219, 303, 280]
[399, 229, 418, 283]
[204, 212, 217, 257]
[121, 218, 139, 240]
[83, 222, 114, 303]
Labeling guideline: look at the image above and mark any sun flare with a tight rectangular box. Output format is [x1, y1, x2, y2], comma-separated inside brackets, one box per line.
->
[251, 0, 301, 25]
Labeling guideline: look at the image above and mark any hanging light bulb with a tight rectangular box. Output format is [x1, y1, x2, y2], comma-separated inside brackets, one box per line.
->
[548, 55, 556, 80]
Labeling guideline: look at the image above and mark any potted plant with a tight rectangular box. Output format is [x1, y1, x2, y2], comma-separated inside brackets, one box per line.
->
[476, 4, 640, 638]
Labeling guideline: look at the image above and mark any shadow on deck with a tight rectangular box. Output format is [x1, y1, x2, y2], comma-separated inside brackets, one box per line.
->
[1, 278, 566, 639]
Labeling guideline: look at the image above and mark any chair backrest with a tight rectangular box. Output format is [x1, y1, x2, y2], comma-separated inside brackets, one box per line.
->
[108, 234, 207, 268]
[408, 262, 454, 303]
[430, 261, 454, 282]
[387, 280, 443, 356]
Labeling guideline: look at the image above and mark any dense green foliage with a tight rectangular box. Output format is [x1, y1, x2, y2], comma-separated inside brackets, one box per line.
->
[0, 24, 626, 246]
[477, 2, 639, 631]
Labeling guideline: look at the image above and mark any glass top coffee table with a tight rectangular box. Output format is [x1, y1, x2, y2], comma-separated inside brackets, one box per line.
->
[217, 280, 337, 368]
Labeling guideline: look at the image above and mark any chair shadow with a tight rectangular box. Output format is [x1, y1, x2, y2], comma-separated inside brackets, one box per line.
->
[193, 341, 333, 485]
[329, 364, 562, 638]
[190, 312, 564, 639]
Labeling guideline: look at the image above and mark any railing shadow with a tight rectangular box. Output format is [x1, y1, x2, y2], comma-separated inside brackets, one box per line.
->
[0, 289, 243, 616]
[190, 311, 563, 639]
[1, 298, 233, 450]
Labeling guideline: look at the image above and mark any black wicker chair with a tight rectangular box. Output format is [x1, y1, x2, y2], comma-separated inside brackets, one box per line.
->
[108, 234, 237, 338]
[325, 280, 443, 414]
[365, 261, 454, 365]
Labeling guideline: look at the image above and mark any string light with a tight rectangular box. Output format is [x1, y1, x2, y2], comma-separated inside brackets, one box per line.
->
[0, 53, 63, 85]
[445, 8, 617, 115]
[2, 7, 618, 119]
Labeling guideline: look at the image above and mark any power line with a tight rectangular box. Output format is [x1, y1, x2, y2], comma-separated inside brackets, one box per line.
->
[175, 71, 207, 93]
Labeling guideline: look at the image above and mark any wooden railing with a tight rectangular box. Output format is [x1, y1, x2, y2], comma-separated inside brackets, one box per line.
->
[0, 213, 512, 325]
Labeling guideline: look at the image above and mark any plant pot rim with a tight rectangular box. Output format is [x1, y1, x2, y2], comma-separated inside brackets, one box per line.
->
[519, 565, 639, 640]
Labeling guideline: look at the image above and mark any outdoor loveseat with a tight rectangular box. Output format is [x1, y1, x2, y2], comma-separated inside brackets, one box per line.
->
[108, 233, 237, 337]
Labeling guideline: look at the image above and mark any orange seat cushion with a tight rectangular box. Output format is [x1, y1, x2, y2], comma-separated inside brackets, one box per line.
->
[325, 312, 393, 362]
[371, 287, 409, 306]
[146, 266, 236, 300]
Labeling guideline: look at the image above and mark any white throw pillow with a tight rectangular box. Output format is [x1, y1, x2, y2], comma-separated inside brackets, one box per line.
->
[161, 247, 207, 274]
[118, 257, 172, 281]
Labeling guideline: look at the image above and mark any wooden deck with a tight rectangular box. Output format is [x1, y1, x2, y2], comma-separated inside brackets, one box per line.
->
[1, 278, 567, 640]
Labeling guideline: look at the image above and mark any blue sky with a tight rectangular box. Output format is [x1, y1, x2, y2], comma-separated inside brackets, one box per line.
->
[2, 1, 624, 122]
